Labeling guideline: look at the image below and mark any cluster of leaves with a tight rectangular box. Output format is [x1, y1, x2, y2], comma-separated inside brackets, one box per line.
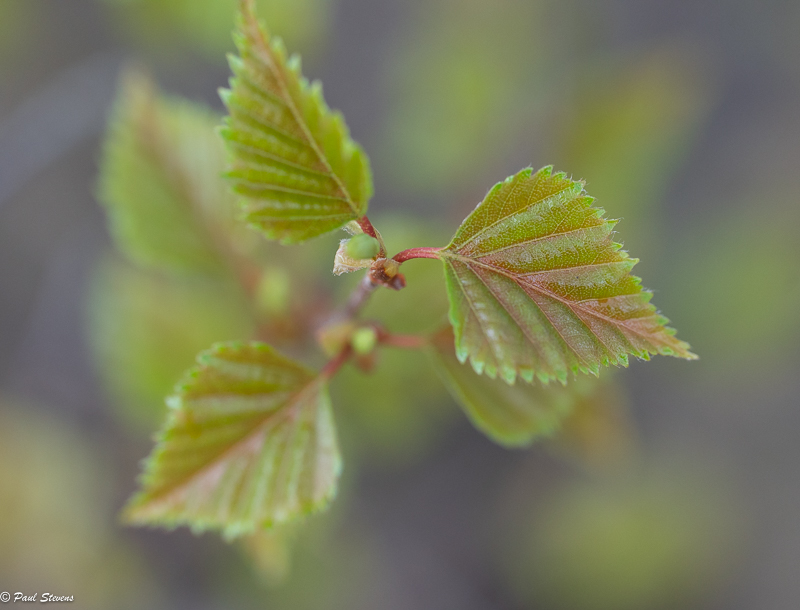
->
[96, 0, 694, 551]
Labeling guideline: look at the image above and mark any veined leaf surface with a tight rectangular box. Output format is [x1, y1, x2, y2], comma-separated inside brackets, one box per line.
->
[124, 342, 341, 538]
[439, 166, 695, 384]
[428, 327, 575, 447]
[220, 0, 372, 243]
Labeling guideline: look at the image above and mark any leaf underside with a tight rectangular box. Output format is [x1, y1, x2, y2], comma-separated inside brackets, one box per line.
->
[428, 327, 575, 447]
[440, 166, 696, 385]
[123, 342, 341, 539]
[220, 0, 372, 244]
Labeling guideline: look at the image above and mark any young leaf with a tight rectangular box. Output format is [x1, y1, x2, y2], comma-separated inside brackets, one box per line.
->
[123, 342, 341, 538]
[220, 0, 373, 243]
[438, 166, 695, 384]
[428, 327, 575, 447]
[98, 69, 231, 274]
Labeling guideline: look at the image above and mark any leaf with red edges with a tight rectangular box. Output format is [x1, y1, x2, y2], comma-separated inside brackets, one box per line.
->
[438, 166, 695, 384]
[123, 342, 341, 538]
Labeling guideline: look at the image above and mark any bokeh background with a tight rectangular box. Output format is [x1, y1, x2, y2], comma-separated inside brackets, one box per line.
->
[1, 0, 799, 608]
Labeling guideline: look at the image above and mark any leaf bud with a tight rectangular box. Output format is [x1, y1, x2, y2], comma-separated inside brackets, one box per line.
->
[344, 234, 380, 260]
[351, 326, 378, 355]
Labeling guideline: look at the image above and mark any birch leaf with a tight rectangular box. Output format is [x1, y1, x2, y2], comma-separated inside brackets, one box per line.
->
[220, 0, 372, 243]
[123, 342, 341, 538]
[98, 70, 231, 274]
[439, 166, 695, 384]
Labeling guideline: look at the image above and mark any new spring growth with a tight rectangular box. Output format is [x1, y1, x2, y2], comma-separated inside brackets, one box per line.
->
[345, 234, 381, 260]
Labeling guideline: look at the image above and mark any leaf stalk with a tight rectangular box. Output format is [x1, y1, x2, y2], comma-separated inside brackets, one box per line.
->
[321, 345, 352, 379]
[357, 215, 387, 258]
[392, 247, 441, 263]
[377, 332, 428, 350]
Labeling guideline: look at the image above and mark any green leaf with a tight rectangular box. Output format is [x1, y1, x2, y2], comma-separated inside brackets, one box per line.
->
[123, 342, 341, 538]
[98, 69, 232, 274]
[439, 166, 696, 384]
[428, 327, 575, 447]
[220, 0, 373, 244]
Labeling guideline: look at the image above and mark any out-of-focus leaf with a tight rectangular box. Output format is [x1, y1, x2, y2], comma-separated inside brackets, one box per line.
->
[501, 468, 748, 610]
[333, 348, 454, 467]
[96, 0, 331, 60]
[124, 342, 341, 537]
[220, 0, 372, 243]
[547, 376, 638, 472]
[428, 327, 574, 447]
[88, 256, 253, 432]
[439, 166, 695, 385]
[0, 399, 163, 609]
[380, 0, 560, 196]
[98, 70, 232, 274]
[557, 48, 713, 254]
[667, 202, 800, 376]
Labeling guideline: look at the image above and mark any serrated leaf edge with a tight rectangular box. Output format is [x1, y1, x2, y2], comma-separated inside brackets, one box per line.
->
[438, 166, 696, 385]
[121, 341, 341, 539]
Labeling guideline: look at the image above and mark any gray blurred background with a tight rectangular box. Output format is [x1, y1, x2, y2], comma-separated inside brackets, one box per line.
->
[1, 0, 799, 608]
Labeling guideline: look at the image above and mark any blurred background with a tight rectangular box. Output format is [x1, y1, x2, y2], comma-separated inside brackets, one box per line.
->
[1, 0, 799, 608]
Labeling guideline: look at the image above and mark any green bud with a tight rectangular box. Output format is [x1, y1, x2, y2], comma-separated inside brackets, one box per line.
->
[344, 234, 380, 260]
[351, 326, 378, 355]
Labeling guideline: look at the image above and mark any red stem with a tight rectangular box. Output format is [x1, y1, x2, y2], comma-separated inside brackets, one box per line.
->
[357, 216, 379, 240]
[392, 247, 441, 263]
[344, 274, 377, 318]
[357, 215, 387, 257]
[321, 346, 352, 379]
[379, 333, 428, 350]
